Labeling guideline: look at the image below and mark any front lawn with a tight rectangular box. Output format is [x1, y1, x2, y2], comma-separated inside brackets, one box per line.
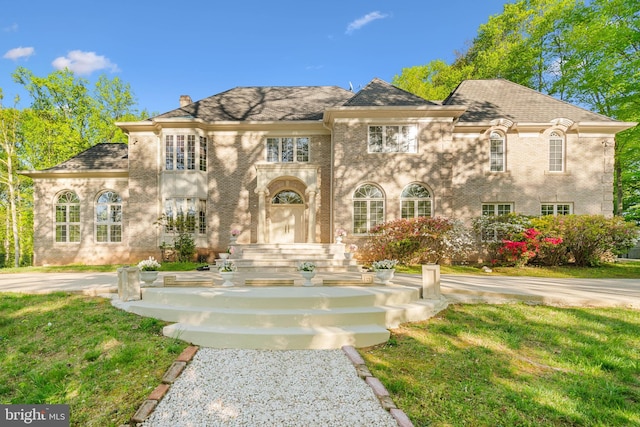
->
[363, 303, 640, 426]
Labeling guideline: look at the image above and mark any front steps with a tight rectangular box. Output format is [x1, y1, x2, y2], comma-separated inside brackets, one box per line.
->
[116, 280, 448, 350]
[223, 243, 360, 272]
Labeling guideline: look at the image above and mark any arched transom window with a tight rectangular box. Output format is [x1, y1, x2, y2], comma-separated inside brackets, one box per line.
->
[401, 184, 432, 218]
[549, 131, 564, 172]
[272, 190, 304, 204]
[55, 191, 80, 243]
[353, 184, 384, 234]
[96, 191, 122, 242]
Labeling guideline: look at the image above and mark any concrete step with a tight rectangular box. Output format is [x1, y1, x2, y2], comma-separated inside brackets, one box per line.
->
[162, 323, 391, 350]
[138, 286, 421, 309]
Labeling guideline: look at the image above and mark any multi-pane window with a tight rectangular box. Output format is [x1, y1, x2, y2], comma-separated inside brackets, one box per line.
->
[166, 134, 207, 171]
[353, 184, 384, 234]
[96, 191, 122, 243]
[549, 131, 564, 172]
[482, 203, 513, 216]
[164, 198, 207, 235]
[187, 135, 195, 170]
[266, 137, 310, 162]
[480, 203, 514, 241]
[401, 184, 432, 218]
[199, 136, 207, 171]
[490, 131, 505, 172]
[541, 203, 572, 216]
[55, 191, 80, 243]
[368, 125, 417, 153]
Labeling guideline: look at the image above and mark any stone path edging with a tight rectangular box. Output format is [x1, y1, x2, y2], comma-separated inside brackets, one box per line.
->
[126, 345, 413, 427]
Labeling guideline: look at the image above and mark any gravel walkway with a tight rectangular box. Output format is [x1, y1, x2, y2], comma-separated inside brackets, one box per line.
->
[139, 348, 398, 427]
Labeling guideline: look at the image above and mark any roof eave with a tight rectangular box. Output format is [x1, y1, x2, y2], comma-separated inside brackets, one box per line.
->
[19, 169, 129, 179]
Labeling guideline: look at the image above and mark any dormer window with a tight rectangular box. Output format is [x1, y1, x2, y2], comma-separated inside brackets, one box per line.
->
[266, 137, 310, 162]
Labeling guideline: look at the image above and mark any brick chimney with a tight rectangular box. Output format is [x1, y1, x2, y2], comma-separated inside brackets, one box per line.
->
[179, 95, 192, 107]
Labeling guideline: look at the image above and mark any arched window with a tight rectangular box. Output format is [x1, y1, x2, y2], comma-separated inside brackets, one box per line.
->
[489, 131, 505, 172]
[272, 190, 304, 204]
[96, 191, 122, 243]
[55, 191, 80, 243]
[353, 184, 384, 234]
[549, 131, 564, 172]
[401, 184, 432, 218]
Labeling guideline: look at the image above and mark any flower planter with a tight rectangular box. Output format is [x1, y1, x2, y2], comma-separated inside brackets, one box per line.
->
[299, 271, 316, 287]
[344, 252, 353, 260]
[375, 269, 395, 285]
[220, 271, 235, 287]
[139, 270, 159, 286]
[219, 253, 230, 260]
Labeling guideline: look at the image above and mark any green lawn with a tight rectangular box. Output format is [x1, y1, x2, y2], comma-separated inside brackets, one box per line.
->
[0, 293, 187, 426]
[362, 303, 640, 426]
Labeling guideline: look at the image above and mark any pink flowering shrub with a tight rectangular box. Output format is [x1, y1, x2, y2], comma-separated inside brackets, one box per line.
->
[360, 217, 474, 265]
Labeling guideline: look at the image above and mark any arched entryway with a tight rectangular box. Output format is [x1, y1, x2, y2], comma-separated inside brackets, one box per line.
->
[269, 190, 305, 243]
[255, 164, 320, 244]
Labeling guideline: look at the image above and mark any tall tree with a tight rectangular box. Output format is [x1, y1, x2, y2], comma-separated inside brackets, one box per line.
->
[0, 91, 23, 267]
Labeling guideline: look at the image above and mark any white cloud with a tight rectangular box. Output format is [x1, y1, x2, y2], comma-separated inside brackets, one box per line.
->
[346, 11, 389, 34]
[52, 50, 120, 75]
[3, 23, 18, 32]
[3, 46, 35, 60]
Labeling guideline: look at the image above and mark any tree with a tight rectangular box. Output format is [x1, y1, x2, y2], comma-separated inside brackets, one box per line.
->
[0, 91, 23, 267]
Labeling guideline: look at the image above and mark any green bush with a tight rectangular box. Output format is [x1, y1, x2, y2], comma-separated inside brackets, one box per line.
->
[532, 215, 639, 267]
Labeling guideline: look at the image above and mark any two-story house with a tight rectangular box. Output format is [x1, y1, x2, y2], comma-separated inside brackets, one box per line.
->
[23, 78, 634, 266]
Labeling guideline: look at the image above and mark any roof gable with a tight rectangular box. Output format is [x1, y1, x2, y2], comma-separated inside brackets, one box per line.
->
[154, 85, 354, 122]
[444, 79, 614, 123]
[344, 78, 436, 107]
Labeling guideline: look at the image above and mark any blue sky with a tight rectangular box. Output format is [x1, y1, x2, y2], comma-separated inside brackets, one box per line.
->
[2, 1, 509, 115]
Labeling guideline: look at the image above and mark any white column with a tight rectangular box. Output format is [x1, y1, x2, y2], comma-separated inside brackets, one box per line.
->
[256, 188, 268, 243]
[306, 190, 317, 243]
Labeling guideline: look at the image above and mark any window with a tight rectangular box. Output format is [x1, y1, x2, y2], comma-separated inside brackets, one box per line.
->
[266, 137, 310, 162]
[541, 203, 572, 216]
[272, 190, 304, 204]
[368, 125, 417, 153]
[165, 134, 207, 171]
[482, 203, 513, 216]
[164, 198, 207, 235]
[55, 191, 80, 243]
[353, 184, 384, 234]
[96, 191, 122, 243]
[489, 131, 505, 172]
[480, 203, 514, 241]
[549, 131, 564, 172]
[401, 184, 432, 218]
[199, 136, 207, 171]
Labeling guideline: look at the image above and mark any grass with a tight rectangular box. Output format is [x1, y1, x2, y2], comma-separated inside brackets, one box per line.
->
[0, 292, 187, 426]
[397, 260, 640, 279]
[362, 303, 640, 426]
[0, 261, 203, 274]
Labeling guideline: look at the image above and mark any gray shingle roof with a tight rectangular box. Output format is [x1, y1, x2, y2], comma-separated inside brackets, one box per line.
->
[344, 78, 436, 107]
[444, 79, 614, 123]
[45, 143, 128, 171]
[154, 85, 354, 121]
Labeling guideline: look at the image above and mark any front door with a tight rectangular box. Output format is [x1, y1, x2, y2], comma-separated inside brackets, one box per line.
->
[269, 190, 305, 243]
[269, 205, 305, 243]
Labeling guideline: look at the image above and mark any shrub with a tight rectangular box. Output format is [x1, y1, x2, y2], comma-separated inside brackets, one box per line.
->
[532, 215, 639, 267]
[472, 214, 533, 264]
[361, 217, 474, 265]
